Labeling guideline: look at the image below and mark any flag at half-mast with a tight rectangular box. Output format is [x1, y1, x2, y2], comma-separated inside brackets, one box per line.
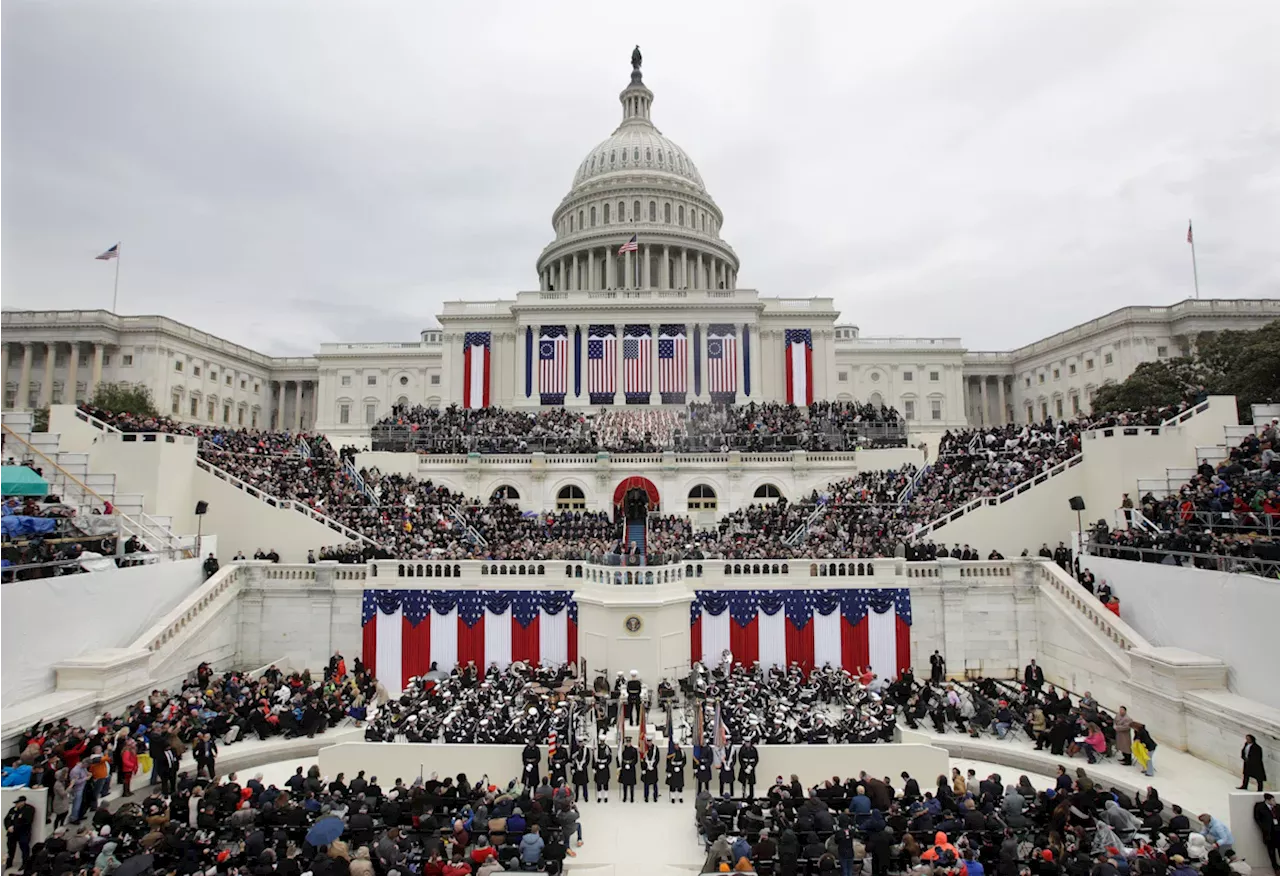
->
[95, 243, 119, 260]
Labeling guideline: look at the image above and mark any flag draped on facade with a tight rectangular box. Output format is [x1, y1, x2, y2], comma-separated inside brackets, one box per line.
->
[361, 589, 579, 695]
[463, 331, 491, 410]
[539, 326, 569, 405]
[784, 328, 813, 406]
[623, 324, 652, 404]
[587, 325, 617, 404]
[707, 324, 737, 402]
[658, 324, 688, 404]
[689, 588, 911, 677]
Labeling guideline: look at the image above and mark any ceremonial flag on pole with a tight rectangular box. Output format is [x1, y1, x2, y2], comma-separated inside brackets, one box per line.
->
[713, 700, 727, 748]
[689, 588, 912, 678]
[95, 244, 120, 260]
[692, 701, 705, 761]
[618, 234, 638, 254]
[667, 702, 676, 756]
[1187, 222, 1194, 244]
[462, 331, 491, 410]
[784, 328, 814, 406]
[637, 702, 648, 758]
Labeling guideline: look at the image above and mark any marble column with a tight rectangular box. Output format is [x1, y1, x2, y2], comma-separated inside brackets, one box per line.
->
[650, 322, 661, 398]
[998, 377, 1008, 426]
[39, 342, 55, 407]
[607, 250, 616, 289]
[559, 257, 567, 291]
[680, 249, 688, 289]
[661, 245, 670, 290]
[18, 343, 33, 410]
[642, 244, 651, 289]
[977, 376, 987, 426]
[66, 344, 80, 405]
[624, 250, 632, 289]
[695, 253, 703, 290]
[293, 381, 303, 431]
[571, 253, 579, 291]
[90, 343, 103, 397]
[587, 250, 595, 291]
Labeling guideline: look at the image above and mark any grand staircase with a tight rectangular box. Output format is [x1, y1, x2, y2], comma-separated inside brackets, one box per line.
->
[626, 519, 646, 557]
[1, 411, 190, 555]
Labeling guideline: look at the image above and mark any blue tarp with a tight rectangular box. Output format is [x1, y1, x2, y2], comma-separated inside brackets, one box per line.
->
[1, 514, 58, 539]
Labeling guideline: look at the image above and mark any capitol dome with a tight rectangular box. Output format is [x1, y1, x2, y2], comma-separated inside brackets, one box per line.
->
[535, 49, 739, 295]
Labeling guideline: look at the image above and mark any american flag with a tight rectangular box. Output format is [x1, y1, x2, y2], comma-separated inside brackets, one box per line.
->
[713, 699, 727, 748]
[95, 243, 119, 261]
[539, 326, 569, 401]
[623, 325, 651, 398]
[707, 325, 737, 396]
[588, 325, 617, 400]
[658, 325, 687, 396]
[618, 234, 638, 254]
[637, 702, 648, 758]
[1187, 221, 1194, 244]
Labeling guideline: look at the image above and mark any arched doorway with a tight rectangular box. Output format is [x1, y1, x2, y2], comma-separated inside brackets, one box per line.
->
[613, 476, 660, 557]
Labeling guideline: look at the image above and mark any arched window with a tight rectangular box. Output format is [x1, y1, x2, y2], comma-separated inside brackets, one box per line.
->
[753, 483, 783, 502]
[590, 206, 597, 227]
[492, 485, 520, 502]
[569, 215, 575, 233]
[688, 484, 718, 511]
[649, 201, 656, 222]
[678, 205, 685, 226]
[556, 485, 586, 510]
[701, 212, 707, 231]
[618, 201, 625, 222]
[645, 148, 652, 162]
[664, 203, 671, 223]
[610, 150, 616, 166]
[633, 147, 640, 160]
[603, 202, 611, 224]
[633, 200, 641, 221]
[657, 151, 664, 165]
[578, 209, 584, 229]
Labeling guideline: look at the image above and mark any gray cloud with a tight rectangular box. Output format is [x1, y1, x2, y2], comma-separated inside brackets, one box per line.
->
[3, 1, 1277, 356]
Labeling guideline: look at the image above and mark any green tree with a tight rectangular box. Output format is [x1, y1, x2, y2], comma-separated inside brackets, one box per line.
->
[33, 406, 49, 433]
[1193, 320, 1280, 422]
[90, 382, 159, 418]
[1089, 359, 1202, 414]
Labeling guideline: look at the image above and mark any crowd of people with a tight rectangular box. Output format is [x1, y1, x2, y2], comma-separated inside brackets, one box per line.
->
[370, 402, 908, 456]
[1089, 420, 1279, 576]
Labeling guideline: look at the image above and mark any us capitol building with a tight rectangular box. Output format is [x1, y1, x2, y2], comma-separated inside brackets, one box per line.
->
[3, 52, 1277, 439]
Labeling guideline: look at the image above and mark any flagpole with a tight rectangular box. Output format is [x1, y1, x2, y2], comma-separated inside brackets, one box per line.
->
[1188, 220, 1200, 300]
[112, 244, 122, 313]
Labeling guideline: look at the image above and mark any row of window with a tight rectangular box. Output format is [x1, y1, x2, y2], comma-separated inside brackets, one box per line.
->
[170, 390, 260, 427]
[174, 359, 261, 394]
[550, 482, 782, 511]
[1020, 347, 1159, 388]
[586, 143, 686, 176]
[339, 374, 440, 388]
[1026, 390, 1092, 423]
[837, 370, 941, 383]
[562, 199, 715, 236]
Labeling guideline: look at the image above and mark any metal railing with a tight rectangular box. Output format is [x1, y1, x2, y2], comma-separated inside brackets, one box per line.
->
[896, 463, 929, 504]
[1084, 541, 1280, 579]
[297, 436, 312, 459]
[445, 502, 488, 547]
[1, 424, 191, 557]
[911, 454, 1085, 538]
[344, 460, 377, 505]
[1113, 507, 1163, 537]
[784, 501, 828, 547]
[193, 456, 381, 548]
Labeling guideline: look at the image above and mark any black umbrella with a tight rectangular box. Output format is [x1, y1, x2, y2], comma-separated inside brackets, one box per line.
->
[113, 853, 155, 876]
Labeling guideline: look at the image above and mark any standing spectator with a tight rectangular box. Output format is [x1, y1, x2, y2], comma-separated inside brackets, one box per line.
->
[203, 552, 220, 579]
[1113, 707, 1134, 766]
[1253, 793, 1278, 872]
[1241, 734, 1267, 791]
[119, 739, 139, 797]
[833, 814, 856, 876]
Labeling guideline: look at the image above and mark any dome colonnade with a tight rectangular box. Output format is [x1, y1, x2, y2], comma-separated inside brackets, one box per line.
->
[536, 49, 740, 294]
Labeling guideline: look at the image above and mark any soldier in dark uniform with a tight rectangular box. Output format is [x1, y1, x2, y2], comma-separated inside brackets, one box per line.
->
[593, 738, 613, 803]
[640, 739, 660, 802]
[737, 739, 760, 799]
[694, 745, 712, 793]
[666, 742, 687, 804]
[549, 741, 569, 788]
[715, 743, 735, 797]
[520, 738, 541, 787]
[571, 743, 590, 803]
[618, 737, 638, 802]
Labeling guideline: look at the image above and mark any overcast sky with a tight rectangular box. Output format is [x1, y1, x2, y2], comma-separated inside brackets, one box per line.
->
[3, 2, 1277, 356]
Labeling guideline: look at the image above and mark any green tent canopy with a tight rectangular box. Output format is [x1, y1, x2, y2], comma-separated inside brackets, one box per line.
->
[1, 465, 49, 497]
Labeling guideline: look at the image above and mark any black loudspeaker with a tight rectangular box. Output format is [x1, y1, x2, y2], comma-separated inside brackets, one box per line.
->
[1068, 496, 1085, 511]
[195, 501, 209, 515]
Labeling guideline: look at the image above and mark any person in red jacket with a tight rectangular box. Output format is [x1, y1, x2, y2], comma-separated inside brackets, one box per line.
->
[119, 739, 139, 797]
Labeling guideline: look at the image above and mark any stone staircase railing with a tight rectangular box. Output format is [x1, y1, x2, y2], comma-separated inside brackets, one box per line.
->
[194, 456, 380, 548]
[912, 454, 1085, 539]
